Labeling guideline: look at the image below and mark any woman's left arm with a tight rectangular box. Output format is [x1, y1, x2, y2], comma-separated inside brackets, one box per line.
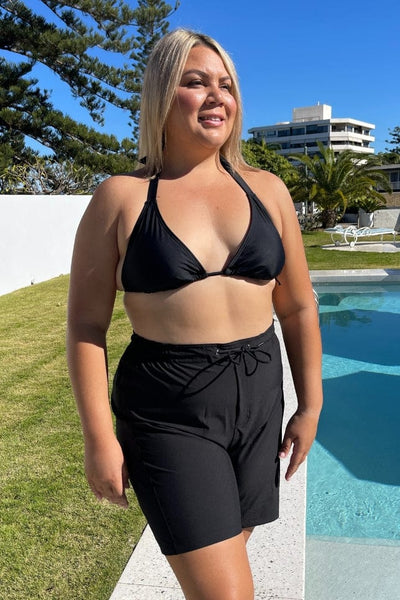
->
[266, 174, 323, 481]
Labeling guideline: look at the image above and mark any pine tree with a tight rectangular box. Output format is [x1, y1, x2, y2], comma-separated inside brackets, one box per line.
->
[386, 126, 400, 155]
[0, 0, 178, 176]
[129, 0, 174, 139]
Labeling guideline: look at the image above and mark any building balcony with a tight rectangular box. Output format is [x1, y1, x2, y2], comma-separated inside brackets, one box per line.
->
[330, 143, 374, 154]
[330, 131, 375, 143]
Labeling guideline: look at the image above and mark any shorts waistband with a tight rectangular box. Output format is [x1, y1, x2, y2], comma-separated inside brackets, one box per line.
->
[129, 322, 276, 359]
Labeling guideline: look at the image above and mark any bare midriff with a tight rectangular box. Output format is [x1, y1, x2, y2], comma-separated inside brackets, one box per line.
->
[121, 275, 275, 344]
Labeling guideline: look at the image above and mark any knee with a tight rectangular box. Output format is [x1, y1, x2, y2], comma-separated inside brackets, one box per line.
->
[167, 534, 254, 600]
[185, 584, 254, 600]
[199, 574, 254, 600]
[221, 582, 254, 600]
[169, 564, 254, 600]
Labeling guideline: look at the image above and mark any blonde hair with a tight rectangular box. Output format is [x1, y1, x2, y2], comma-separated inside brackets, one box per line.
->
[138, 28, 248, 176]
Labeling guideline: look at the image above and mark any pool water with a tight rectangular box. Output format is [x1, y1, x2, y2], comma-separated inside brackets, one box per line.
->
[307, 283, 400, 541]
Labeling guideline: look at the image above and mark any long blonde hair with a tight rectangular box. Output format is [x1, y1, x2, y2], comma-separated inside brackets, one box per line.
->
[138, 28, 248, 176]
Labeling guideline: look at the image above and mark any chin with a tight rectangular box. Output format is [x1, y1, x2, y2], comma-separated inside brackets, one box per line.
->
[199, 132, 230, 148]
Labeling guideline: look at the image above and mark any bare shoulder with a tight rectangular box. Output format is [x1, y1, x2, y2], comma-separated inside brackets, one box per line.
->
[238, 168, 296, 233]
[240, 168, 292, 203]
[88, 168, 149, 215]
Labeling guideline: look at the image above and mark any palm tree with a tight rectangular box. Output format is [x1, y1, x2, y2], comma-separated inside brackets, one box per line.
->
[289, 142, 392, 228]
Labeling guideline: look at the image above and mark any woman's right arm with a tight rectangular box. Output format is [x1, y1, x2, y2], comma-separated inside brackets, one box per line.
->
[67, 179, 129, 507]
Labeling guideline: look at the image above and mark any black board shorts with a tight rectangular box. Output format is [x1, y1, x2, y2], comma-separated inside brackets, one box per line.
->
[111, 322, 284, 556]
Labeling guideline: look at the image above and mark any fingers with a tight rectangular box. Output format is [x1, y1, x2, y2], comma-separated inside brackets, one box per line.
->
[279, 434, 293, 460]
[87, 464, 130, 508]
[284, 445, 307, 481]
[90, 480, 129, 508]
[279, 436, 308, 481]
[105, 486, 128, 508]
[279, 410, 319, 481]
[84, 440, 130, 508]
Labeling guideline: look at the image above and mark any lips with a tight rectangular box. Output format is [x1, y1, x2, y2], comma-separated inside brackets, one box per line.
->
[198, 114, 224, 122]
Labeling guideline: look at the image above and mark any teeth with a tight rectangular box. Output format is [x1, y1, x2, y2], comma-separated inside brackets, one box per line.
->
[200, 116, 222, 121]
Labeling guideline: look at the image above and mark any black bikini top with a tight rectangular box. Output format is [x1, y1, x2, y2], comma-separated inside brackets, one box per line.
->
[121, 160, 285, 293]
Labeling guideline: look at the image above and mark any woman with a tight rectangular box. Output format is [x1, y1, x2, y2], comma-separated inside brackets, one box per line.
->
[67, 28, 322, 600]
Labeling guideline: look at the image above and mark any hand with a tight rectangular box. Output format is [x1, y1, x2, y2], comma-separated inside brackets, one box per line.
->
[84, 435, 129, 508]
[279, 410, 320, 481]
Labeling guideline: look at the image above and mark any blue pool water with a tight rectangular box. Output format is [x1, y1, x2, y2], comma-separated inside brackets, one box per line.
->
[307, 282, 400, 541]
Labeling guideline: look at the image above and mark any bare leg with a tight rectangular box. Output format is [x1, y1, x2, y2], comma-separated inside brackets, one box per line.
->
[166, 533, 254, 600]
[242, 526, 254, 544]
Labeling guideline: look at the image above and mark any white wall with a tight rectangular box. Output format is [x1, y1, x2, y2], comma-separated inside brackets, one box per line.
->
[2, 196, 398, 298]
[0, 194, 91, 296]
[373, 208, 400, 230]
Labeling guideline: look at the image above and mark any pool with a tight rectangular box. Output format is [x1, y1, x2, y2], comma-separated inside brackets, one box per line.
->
[306, 281, 400, 599]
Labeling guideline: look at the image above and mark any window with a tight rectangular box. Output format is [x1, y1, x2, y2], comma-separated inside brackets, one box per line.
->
[266, 130, 277, 137]
[390, 172, 399, 183]
[291, 127, 305, 135]
[306, 124, 328, 134]
[277, 129, 290, 137]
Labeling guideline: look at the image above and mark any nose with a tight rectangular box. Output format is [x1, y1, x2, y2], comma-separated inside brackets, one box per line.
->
[205, 84, 224, 105]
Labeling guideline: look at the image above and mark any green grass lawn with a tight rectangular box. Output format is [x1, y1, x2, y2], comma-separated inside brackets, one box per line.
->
[0, 231, 399, 600]
[0, 277, 146, 600]
[304, 230, 400, 270]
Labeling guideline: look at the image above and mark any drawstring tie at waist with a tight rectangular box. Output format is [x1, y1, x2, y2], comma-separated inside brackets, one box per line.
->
[215, 341, 271, 375]
[181, 340, 272, 398]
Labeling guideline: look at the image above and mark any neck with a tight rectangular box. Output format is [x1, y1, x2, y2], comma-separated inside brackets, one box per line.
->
[161, 148, 224, 179]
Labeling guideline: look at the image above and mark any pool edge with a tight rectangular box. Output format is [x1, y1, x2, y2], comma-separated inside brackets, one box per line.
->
[310, 268, 400, 283]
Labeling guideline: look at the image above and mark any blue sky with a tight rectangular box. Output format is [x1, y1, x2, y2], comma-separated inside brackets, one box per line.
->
[168, 0, 399, 152]
[5, 0, 400, 153]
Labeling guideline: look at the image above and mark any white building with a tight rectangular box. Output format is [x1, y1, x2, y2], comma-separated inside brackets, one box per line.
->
[376, 164, 400, 207]
[248, 104, 375, 158]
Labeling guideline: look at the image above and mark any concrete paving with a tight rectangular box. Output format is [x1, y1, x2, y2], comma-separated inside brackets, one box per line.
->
[109, 319, 306, 600]
[311, 268, 400, 284]
[306, 537, 400, 600]
[322, 241, 400, 253]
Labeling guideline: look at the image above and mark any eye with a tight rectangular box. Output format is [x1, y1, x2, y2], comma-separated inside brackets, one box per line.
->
[219, 79, 233, 91]
[186, 79, 204, 87]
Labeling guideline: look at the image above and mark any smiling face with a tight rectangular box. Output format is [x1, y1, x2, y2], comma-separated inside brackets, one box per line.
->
[164, 45, 238, 155]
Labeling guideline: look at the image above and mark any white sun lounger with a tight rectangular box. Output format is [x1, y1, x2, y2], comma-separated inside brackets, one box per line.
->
[325, 225, 398, 247]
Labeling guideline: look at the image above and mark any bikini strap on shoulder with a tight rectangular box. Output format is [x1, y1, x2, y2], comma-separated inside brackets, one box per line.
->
[147, 174, 159, 203]
[220, 156, 257, 199]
